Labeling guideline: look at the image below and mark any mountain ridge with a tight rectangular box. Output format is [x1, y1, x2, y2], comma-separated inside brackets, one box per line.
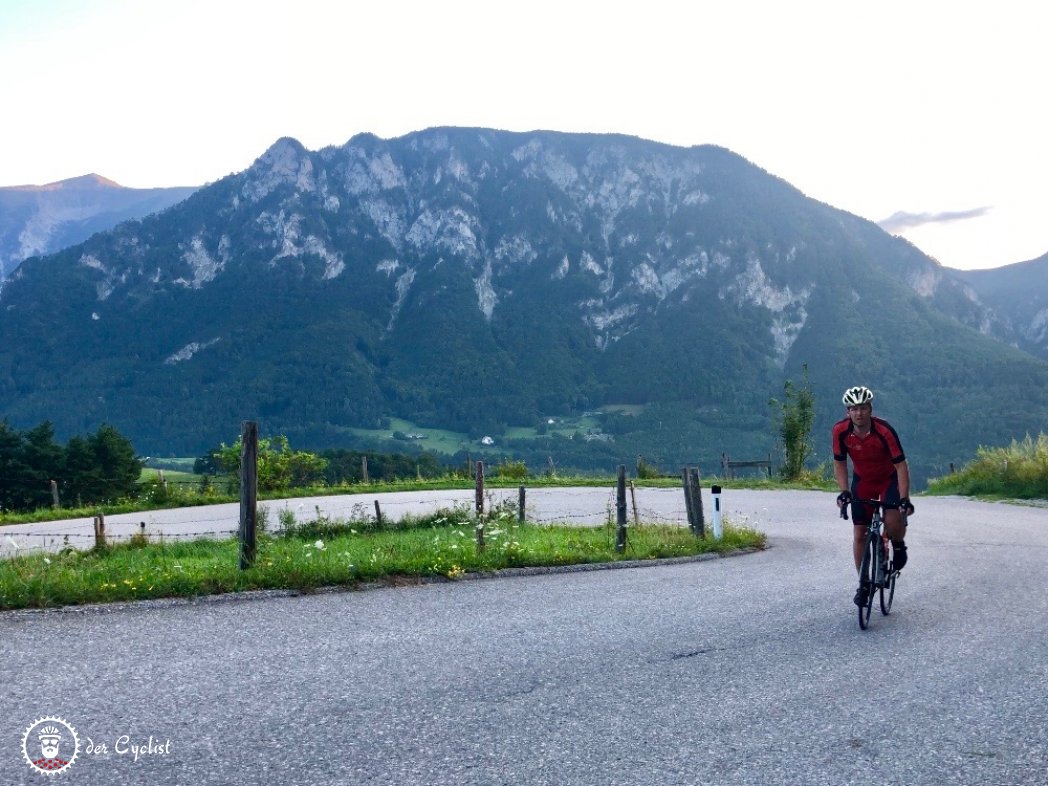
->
[0, 174, 198, 282]
[2, 128, 1047, 485]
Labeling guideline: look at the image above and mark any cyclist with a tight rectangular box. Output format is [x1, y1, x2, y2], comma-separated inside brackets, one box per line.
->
[832, 386, 914, 605]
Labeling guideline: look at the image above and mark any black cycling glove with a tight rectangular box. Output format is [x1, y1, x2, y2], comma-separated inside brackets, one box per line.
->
[899, 497, 914, 515]
[836, 490, 852, 507]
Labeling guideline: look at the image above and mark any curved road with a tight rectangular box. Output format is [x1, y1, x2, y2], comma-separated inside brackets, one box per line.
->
[2, 490, 1046, 785]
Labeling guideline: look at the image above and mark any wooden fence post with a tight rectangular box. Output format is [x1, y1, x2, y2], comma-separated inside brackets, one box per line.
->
[615, 465, 628, 553]
[374, 500, 383, 526]
[362, 456, 369, 484]
[689, 467, 705, 538]
[50, 480, 60, 509]
[475, 460, 485, 517]
[682, 467, 695, 531]
[93, 514, 106, 549]
[239, 421, 258, 570]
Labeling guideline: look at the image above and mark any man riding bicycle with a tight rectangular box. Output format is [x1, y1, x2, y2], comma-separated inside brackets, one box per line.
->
[832, 386, 915, 605]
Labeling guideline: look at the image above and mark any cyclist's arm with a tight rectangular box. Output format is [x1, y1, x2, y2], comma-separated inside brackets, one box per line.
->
[895, 459, 911, 500]
[833, 458, 850, 495]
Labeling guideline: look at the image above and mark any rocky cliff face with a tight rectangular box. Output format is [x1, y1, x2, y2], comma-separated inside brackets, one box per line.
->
[3, 128, 1048, 480]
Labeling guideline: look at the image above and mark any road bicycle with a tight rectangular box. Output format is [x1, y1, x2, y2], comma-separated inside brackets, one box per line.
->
[841, 498, 905, 629]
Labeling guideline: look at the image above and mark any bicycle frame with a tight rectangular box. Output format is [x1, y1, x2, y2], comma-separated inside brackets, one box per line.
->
[842, 498, 902, 628]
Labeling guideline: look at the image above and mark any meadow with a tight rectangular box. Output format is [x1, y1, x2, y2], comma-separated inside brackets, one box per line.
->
[0, 503, 765, 611]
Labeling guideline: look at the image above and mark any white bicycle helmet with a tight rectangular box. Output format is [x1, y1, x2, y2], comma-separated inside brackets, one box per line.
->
[842, 386, 873, 406]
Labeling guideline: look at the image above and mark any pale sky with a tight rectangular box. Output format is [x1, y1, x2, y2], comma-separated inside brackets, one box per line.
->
[1, 0, 1044, 271]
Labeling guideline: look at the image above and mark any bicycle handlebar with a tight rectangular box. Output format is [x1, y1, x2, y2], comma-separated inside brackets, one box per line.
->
[840, 498, 906, 521]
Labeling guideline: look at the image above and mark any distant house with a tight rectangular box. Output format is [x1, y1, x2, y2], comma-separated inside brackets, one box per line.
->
[480, 436, 494, 445]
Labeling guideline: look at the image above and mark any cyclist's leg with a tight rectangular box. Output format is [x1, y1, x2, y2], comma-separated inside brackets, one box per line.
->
[881, 476, 907, 569]
[852, 522, 866, 573]
[850, 476, 872, 573]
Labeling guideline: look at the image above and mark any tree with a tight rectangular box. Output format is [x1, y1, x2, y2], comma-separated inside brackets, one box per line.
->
[63, 435, 102, 506]
[215, 434, 328, 492]
[87, 424, 142, 502]
[771, 365, 816, 480]
[19, 421, 64, 509]
[0, 420, 28, 512]
[0, 421, 142, 511]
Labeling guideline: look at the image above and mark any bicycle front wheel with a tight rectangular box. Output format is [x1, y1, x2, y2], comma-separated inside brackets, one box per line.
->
[858, 532, 877, 629]
[880, 540, 897, 615]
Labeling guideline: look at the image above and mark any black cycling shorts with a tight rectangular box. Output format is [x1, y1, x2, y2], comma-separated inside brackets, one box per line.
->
[850, 473, 900, 527]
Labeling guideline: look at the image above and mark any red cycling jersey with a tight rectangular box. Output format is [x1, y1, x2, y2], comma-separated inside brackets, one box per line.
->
[832, 415, 906, 488]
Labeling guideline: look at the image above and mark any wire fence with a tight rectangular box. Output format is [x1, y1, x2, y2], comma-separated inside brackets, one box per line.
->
[0, 484, 709, 558]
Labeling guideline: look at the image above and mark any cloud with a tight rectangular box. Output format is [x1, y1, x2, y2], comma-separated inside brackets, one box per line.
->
[877, 207, 991, 233]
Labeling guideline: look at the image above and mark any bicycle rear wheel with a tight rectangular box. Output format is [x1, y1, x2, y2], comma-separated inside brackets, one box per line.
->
[880, 539, 896, 615]
[858, 532, 877, 629]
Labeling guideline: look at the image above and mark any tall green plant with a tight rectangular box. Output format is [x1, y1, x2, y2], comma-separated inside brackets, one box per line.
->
[771, 366, 816, 480]
[215, 434, 328, 492]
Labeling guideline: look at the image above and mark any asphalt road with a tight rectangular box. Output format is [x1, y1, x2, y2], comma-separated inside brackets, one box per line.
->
[2, 489, 1046, 785]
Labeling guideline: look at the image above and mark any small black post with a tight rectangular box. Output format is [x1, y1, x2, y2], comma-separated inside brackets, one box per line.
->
[374, 500, 383, 526]
[239, 421, 258, 570]
[475, 460, 485, 516]
[616, 465, 628, 553]
[518, 485, 526, 524]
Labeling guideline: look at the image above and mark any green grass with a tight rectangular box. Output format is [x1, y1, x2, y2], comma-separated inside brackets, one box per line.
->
[926, 433, 1048, 499]
[141, 467, 199, 484]
[0, 508, 765, 611]
[345, 413, 610, 454]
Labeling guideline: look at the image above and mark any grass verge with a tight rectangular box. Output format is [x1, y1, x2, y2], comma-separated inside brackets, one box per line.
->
[0, 507, 764, 611]
[925, 433, 1048, 500]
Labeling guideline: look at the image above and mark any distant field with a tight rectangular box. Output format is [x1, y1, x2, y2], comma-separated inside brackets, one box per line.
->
[345, 411, 616, 455]
[141, 407, 643, 471]
[599, 404, 646, 415]
[140, 467, 199, 483]
[346, 417, 471, 454]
